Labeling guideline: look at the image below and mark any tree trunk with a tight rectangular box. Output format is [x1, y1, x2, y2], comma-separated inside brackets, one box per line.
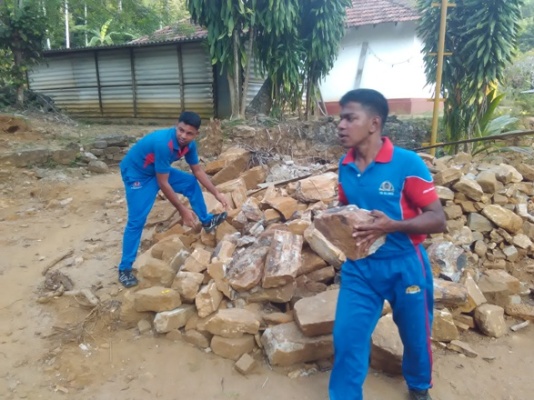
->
[240, 29, 254, 117]
[227, 71, 239, 119]
[232, 29, 241, 118]
[305, 75, 313, 121]
[64, 0, 70, 48]
[13, 46, 24, 107]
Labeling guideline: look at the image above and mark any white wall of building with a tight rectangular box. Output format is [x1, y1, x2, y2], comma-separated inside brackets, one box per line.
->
[320, 21, 432, 102]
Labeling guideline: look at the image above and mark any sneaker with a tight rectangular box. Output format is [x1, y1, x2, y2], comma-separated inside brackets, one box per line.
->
[119, 270, 138, 288]
[409, 390, 432, 400]
[202, 212, 228, 233]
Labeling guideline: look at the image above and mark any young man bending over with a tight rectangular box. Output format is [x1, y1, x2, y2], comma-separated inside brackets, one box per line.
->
[117, 111, 228, 288]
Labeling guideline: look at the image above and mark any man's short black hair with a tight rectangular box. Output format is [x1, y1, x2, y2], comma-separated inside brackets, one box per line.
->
[178, 111, 201, 130]
[339, 89, 389, 127]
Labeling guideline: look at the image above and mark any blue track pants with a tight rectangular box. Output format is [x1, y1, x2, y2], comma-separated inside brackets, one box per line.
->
[329, 245, 434, 399]
[118, 166, 212, 271]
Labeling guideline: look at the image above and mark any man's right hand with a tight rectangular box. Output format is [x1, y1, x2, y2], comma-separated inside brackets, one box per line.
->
[180, 208, 197, 227]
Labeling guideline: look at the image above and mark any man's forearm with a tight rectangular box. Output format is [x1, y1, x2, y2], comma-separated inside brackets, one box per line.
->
[389, 211, 446, 235]
[159, 182, 187, 213]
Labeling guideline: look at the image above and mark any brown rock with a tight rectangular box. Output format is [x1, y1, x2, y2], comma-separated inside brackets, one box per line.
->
[181, 248, 212, 274]
[244, 281, 296, 303]
[503, 246, 519, 262]
[241, 197, 263, 222]
[312, 205, 385, 260]
[206, 261, 233, 299]
[266, 197, 299, 221]
[215, 221, 238, 243]
[212, 240, 236, 263]
[150, 236, 186, 263]
[434, 168, 462, 186]
[227, 246, 268, 292]
[474, 304, 507, 338]
[467, 213, 494, 233]
[171, 271, 204, 302]
[458, 276, 487, 313]
[200, 229, 216, 247]
[211, 335, 256, 360]
[138, 256, 176, 287]
[371, 314, 403, 375]
[134, 287, 182, 313]
[153, 305, 196, 333]
[261, 322, 333, 366]
[212, 156, 249, 186]
[492, 164, 523, 184]
[482, 270, 521, 295]
[169, 249, 191, 272]
[262, 312, 294, 325]
[205, 309, 261, 338]
[264, 209, 282, 223]
[458, 200, 477, 213]
[516, 163, 534, 181]
[204, 158, 227, 175]
[436, 186, 455, 201]
[183, 329, 211, 348]
[434, 279, 468, 307]
[505, 303, 534, 321]
[153, 224, 186, 242]
[432, 308, 459, 342]
[263, 230, 303, 288]
[303, 224, 346, 268]
[513, 233, 533, 250]
[453, 178, 484, 201]
[306, 266, 336, 283]
[294, 172, 338, 203]
[287, 219, 312, 236]
[476, 170, 498, 194]
[447, 340, 478, 358]
[137, 319, 152, 334]
[195, 281, 223, 318]
[298, 247, 328, 276]
[234, 353, 257, 375]
[443, 205, 463, 220]
[454, 314, 475, 329]
[482, 205, 523, 234]
[240, 166, 268, 190]
[294, 289, 338, 337]
[117, 290, 152, 329]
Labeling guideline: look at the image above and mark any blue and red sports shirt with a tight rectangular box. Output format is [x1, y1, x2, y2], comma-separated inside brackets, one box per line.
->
[120, 127, 199, 178]
[338, 137, 438, 257]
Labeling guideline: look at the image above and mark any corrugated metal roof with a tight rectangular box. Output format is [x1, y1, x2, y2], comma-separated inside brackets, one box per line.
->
[130, 24, 207, 45]
[346, 0, 419, 27]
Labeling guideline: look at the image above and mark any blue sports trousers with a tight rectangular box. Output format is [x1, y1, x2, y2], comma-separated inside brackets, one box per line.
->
[118, 166, 213, 271]
[329, 244, 434, 399]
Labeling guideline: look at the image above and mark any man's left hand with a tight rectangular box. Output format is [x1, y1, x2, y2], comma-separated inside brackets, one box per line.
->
[352, 210, 396, 252]
[215, 193, 229, 210]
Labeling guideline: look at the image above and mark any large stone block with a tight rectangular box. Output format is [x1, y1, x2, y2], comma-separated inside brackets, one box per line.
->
[432, 308, 459, 342]
[474, 304, 507, 338]
[482, 205, 523, 234]
[294, 289, 339, 337]
[371, 314, 403, 375]
[171, 271, 204, 302]
[227, 246, 268, 292]
[263, 230, 303, 288]
[205, 309, 261, 338]
[293, 172, 338, 203]
[261, 322, 333, 366]
[211, 335, 256, 360]
[153, 305, 196, 333]
[195, 281, 223, 318]
[134, 287, 182, 313]
[453, 178, 484, 201]
[312, 206, 385, 260]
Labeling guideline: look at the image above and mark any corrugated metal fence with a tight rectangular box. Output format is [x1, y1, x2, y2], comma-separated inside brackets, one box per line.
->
[28, 42, 215, 119]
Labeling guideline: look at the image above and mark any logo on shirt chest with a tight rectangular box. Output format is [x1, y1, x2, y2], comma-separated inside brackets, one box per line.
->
[378, 180, 395, 196]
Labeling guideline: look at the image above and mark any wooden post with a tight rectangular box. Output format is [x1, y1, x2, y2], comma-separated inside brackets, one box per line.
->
[94, 51, 103, 116]
[177, 45, 185, 113]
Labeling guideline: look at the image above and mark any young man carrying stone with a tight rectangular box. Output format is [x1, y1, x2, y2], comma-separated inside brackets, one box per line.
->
[117, 111, 228, 288]
[329, 89, 446, 400]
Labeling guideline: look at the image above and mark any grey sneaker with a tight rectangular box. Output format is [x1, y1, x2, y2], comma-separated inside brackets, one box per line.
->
[409, 390, 432, 400]
[202, 212, 227, 233]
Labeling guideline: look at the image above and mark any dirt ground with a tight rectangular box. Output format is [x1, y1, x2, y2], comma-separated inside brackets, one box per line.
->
[0, 113, 533, 400]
